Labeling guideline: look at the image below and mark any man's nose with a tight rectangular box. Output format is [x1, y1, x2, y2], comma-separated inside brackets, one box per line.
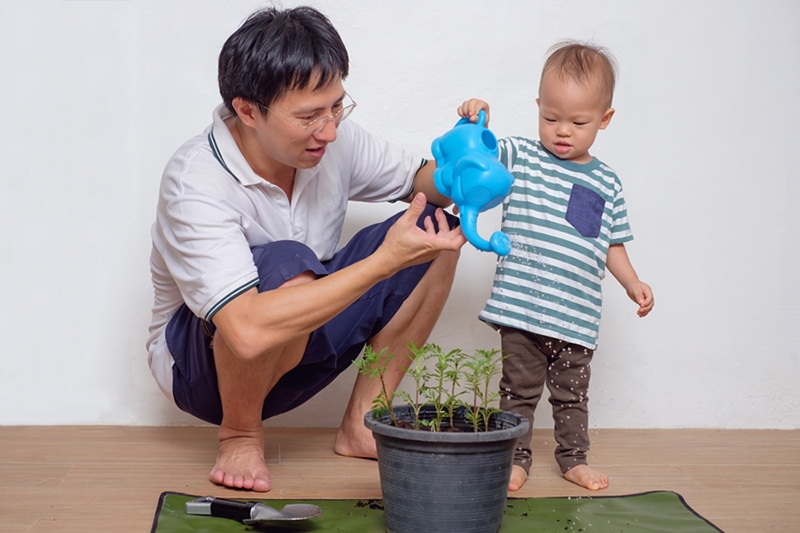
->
[314, 117, 338, 142]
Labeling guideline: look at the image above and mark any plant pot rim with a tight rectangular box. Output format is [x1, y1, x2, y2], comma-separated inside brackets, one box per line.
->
[364, 404, 529, 444]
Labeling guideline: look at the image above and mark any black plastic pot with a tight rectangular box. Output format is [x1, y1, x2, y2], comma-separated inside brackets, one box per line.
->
[364, 404, 529, 533]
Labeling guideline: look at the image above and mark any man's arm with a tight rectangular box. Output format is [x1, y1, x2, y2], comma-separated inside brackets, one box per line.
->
[212, 193, 465, 361]
[606, 243, 654, 318]
[402, 160, 452, 208]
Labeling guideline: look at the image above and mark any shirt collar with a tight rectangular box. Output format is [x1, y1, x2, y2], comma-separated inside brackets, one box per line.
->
[208, 103, 269, 187]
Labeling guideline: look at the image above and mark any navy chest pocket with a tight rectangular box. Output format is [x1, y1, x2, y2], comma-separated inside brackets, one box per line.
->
[565, 184, 605, 239]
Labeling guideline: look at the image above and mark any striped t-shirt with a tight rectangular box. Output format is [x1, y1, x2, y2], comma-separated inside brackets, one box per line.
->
[478, 137, 633, 350]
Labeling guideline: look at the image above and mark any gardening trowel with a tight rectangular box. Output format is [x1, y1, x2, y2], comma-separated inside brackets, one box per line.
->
[185, 495, 323, 526]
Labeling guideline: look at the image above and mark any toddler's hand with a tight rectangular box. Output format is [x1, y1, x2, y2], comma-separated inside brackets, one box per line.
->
[457, 98, 491, 124]
[627, 281, 654, 317]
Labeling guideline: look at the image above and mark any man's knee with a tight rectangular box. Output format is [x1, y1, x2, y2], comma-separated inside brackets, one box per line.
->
[416, 203, 459, 233]
[280, 270, 317, 288]
[251, 241, 327, 292]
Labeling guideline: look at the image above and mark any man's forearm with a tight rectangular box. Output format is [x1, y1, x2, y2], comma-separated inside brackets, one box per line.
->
[212, 249, 397, 361]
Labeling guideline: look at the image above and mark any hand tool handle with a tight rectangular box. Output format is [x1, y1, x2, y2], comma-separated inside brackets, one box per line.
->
[209, 498, 256, 521]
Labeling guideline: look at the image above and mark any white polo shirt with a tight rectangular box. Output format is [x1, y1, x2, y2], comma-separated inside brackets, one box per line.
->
[147, 104, 420, 400]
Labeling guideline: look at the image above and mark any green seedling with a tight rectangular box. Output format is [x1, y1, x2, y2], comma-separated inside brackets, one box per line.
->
[355, 343, 505, 432]
[462, 348, 504, 432]
[352, 345, 399, 427]
[420, 344, 464, 431]
[394, 342, 432, 430]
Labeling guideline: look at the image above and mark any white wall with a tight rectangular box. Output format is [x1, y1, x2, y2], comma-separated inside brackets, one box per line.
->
[1, 0, 798, 430]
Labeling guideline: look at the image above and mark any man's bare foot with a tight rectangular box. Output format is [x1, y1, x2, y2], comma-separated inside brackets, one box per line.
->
[333, 416, 377, 459]
[209, 427, 271, 492]
[564, 464, 609, 490]
[508, 465, 528, 491]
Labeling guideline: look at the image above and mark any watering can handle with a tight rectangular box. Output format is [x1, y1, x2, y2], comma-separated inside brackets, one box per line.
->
[455, 109, 487, 128]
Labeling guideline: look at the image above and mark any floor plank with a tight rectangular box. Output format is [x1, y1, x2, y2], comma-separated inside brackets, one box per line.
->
[0, 426, 797, 532]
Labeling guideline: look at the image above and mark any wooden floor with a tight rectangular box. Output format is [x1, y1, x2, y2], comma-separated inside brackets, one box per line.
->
[0, 426, 798, 532]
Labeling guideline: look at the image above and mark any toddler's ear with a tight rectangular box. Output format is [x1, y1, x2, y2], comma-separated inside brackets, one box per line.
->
[599, 108, 615, 130]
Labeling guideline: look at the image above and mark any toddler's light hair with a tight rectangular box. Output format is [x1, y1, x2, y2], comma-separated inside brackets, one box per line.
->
[541, 40, 618, 108]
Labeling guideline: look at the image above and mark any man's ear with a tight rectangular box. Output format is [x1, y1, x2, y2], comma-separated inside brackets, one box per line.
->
[232, 97, 260, 127]
[599, 107, 615, 130]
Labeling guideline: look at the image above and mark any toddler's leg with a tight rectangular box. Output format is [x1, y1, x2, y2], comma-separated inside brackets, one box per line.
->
[547, 344, 608, 490]
[499, 327, 549, 491]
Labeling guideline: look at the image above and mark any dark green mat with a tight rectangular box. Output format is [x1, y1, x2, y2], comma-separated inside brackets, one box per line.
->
[151, 491, 723, 532]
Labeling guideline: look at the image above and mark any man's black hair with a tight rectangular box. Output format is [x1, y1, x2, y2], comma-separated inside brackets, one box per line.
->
[218, 6, 349, 114]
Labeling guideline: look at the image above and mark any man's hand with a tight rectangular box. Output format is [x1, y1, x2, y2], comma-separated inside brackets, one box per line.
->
[376, 193, 466, 272]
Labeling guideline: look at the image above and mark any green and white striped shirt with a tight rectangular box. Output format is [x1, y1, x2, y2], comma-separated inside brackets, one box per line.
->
[479, 137, 633, 349]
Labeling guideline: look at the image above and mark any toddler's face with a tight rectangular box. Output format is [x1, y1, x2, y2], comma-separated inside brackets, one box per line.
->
[537, 74, 614, 164]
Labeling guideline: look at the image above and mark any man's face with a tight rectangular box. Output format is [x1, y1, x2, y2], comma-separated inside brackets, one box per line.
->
[254, 77, 346, 172]
[536, 74, 614, 164]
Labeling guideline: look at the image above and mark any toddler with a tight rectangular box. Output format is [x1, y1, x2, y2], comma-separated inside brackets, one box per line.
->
[459, 41, 654, 491]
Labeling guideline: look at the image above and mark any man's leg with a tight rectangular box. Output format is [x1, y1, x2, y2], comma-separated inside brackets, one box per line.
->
[333, 248, 460, 458]
[210, 272, 315, 492]
[173, 204, 457, 487]
[206, 207, 451, 488]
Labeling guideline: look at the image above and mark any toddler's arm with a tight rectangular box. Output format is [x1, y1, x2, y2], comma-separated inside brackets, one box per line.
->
[457, 98, 491, 124]
[606, 244, 654, 317]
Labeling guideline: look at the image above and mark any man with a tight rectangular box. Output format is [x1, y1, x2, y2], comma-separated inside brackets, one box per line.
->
[146, 6, 464, 492]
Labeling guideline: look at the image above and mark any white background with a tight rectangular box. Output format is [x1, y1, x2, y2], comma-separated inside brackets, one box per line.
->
[1, 1, 798, 430]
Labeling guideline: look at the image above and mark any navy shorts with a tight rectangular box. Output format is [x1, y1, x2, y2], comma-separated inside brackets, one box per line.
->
[166, 204, 457, 425]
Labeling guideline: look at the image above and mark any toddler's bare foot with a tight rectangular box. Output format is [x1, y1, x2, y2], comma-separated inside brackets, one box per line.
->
[564, 464, 609, 490]
[333, 416, 377, 459]
[209, 426, 271, 492]
[508, 464, 528, 491]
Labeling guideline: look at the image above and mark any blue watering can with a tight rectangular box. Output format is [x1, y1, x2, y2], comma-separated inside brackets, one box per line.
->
[431, 110, 513, 255]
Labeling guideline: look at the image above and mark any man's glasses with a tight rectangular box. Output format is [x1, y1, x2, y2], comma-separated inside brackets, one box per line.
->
[255, 92, 357, 134]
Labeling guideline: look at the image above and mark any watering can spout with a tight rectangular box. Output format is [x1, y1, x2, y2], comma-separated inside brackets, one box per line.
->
[459, 207, 511, 255]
